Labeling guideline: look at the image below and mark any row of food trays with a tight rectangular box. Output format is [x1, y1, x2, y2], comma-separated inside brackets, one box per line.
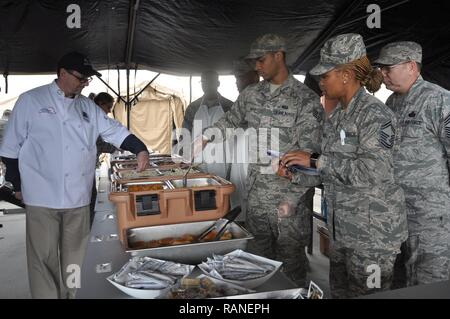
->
[106, 152, 323, 299]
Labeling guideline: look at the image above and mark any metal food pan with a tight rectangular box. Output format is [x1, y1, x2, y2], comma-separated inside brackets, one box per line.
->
[126, 220, 253, 264]
[149, 156, 176, 161]
[117, 169, 162, 180]
[149, 154, 185, 161]
[112, 154, 136, 161]
[151, 160, 178, 166]
[157, 167, 200, 177]
[118, 180, 172, 192]
[169, 178, 221, 188]
[148, 158, 169, 163]
[116, 162, 138, 170]
[216, 288, 307, 299]
[149, 154, 172, 158]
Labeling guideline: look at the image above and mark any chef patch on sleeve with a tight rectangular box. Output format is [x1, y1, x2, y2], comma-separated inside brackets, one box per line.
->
[82, 111, 90, 123]
[379, 120, 395, 149]
[444, 113, 450, 138]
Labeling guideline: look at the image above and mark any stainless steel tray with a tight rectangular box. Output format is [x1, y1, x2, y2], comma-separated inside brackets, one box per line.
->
[216, 288, 307, 299]
[151, 159, 178, 166]
[149, 154, 172, 158]
[113, 180, 172, 192]
[115, 162, 138, 170]
[126, 220, 253, 264]
[116, 169, 162, 180]
[111, 153, 136, 161]
[169, 177, 221, 188]
[157, 167, 200, 177]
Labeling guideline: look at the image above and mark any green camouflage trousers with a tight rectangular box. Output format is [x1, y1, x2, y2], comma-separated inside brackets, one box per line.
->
[329, 244, 398, 299]
[393, 231, 450, 288]
[393, 189, 450, 288]
[245, 174, 313, 287]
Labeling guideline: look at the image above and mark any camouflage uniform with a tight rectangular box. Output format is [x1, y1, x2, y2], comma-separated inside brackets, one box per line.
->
[210, 34, 324, 286]
[375, 42, 450, 287]
[308, 34, 408, 298]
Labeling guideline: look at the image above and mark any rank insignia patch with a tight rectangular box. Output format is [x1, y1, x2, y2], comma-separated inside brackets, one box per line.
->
[312, 109, 321, 122]
[379, 120, 395, 149]
[444, 113, 450, 138]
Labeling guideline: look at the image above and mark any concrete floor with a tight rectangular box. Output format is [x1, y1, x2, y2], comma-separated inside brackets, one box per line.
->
[0, 204, 30, 298]
[0, 191, 331, 299]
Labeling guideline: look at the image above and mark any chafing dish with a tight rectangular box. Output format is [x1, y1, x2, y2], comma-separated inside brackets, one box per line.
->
[109, 175, 235, 243]
[114, 169, 163, 180]
[169, 177, 221, 188]
[157, 167, 201, 178]
[126, 220, 253, 264]
[111, 180, 171, 192]
[217, 288, 307, 299]
[112, 168, 202, 185]
[111, 153, 136, 162]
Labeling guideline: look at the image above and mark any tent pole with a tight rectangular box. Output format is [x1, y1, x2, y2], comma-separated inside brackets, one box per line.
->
[129, 73, 160, 104]
[96, 75, 127, 104]
[124, 0, 140, 130]
[126, 68, 130, 130]
[189, 74, 192, 105]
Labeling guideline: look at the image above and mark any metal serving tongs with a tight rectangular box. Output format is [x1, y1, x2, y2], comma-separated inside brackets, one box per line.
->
[182, 156, 195, 187]
[182, 145, 204, 187]
[182, 139, 198, 187]
[197, 206, 242, 242]
[183, 137, 208, 187]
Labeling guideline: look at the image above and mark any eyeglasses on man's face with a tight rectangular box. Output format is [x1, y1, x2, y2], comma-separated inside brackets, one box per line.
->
[378, 61, 410, 74]
[66, 70, 93, 84]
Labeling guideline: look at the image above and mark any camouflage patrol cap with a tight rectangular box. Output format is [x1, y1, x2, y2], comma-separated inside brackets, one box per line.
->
[310, 33, 367, 76]
[232, 58, 254, 76]
[374, 41, 422, 66]
[245, 34, 287, 60]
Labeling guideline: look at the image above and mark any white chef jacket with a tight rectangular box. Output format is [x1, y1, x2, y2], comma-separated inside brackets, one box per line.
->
[193, 98, 228, 178]
[0, 81, 130, 209]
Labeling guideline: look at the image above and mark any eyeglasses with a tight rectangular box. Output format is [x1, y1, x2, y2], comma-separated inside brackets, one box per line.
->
[66, 70, 93, 83]
[379, 61, 410, 74]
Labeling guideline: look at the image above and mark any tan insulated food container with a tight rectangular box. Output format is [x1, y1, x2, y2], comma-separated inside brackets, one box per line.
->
[109, 175, 235, 243]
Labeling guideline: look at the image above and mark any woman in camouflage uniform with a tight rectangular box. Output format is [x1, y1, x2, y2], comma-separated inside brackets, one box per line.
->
[279, 33, 408, 298]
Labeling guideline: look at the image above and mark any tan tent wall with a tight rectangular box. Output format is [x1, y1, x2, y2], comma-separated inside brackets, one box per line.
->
[114, 86, 185, 154]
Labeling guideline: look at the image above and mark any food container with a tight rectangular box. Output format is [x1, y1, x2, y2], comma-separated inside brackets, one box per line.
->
[111, 152, 166, 163]
[113, 167, 202, 182]
[107, 256, 194, 299]
[112, 180, 170, 192]
[150, 159, 177, 166]
[157, 167, 201, 178]
[112, 158, 189, 172]
[149, 154, 188, 169]
[169, 177, 220, 188]
[126, 220, 253, 264]
[107, 276, 170, 299]
[163, 275, 253, 299]
[109, 175, 235, 243]
[111, 153, 136, 162]
[112, 160, 141, 171]
[216, 288, 307, 299]
[114, 169, 162, 180]
[198, 249, 282, 289]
